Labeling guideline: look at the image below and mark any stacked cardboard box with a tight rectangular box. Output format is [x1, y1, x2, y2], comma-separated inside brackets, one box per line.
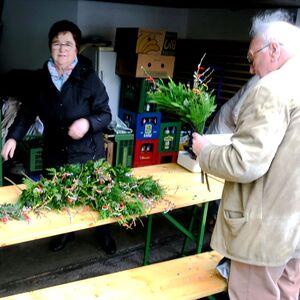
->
[114, 28, 177, 78]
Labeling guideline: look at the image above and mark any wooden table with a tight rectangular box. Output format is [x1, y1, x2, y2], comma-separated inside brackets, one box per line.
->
[0, 163, 224, 263]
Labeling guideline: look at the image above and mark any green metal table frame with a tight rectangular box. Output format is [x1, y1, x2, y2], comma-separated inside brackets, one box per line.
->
[143, 201, 219, 300]
[143, 201, 209, 266]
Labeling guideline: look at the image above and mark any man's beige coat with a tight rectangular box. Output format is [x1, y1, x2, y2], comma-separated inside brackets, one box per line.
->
[199, 55, 300, 266]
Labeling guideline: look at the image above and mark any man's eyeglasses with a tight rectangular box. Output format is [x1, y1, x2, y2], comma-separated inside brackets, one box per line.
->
[247, 43, 270, 64]
[51, 42, 75, 51]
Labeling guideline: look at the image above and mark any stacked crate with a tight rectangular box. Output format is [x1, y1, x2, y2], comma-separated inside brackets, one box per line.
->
[118, 77, 161, 167]
[104, 132, 135, 168]
[114, 27, 179, 167]
[157, 121, 181, 164]
[114, 28, 180, 167]
[116, 75, 181, 167]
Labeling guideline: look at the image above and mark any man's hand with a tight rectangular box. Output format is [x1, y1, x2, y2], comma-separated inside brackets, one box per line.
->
[68, 118, 90, 140]
[192, 132, 209, 157]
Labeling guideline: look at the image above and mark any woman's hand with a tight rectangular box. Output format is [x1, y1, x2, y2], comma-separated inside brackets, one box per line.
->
[192, 132, 209, 157]
[68, 118, 90, 140]
[1, 138, 17, 161]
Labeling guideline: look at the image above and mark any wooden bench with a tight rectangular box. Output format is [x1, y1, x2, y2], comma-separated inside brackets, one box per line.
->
[2, 251, 227, 300]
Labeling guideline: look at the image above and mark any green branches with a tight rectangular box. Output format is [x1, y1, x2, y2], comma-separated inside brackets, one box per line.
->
[0, 160, 165, 227]
[147, 61, 217, 134]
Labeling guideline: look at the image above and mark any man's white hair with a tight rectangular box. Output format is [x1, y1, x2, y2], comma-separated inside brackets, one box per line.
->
[250, 9, 300, 55]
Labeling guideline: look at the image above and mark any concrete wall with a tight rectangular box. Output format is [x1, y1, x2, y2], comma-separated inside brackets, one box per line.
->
[0, 0, 296, 73]
[0, 0, 77, 72]
[77, 1, 189, 42]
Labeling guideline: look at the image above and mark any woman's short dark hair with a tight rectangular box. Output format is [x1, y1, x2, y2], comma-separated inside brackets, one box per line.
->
[48, 20, 82, 50]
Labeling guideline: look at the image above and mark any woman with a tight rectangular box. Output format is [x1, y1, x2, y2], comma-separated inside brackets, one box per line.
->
[1, 20, 116, 254]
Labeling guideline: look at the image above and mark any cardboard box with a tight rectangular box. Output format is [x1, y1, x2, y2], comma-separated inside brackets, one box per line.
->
[116, 53, 175, 78]
[114, 28, 177, 56]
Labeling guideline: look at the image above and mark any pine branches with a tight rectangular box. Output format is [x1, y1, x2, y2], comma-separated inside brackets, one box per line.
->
[0, 160, 166, 227]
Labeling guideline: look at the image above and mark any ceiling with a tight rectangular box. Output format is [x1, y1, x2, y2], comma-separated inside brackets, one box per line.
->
[95, 0, 300, 8]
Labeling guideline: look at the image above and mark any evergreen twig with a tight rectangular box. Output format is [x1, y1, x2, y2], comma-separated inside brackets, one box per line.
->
[0, 160, 166, 226]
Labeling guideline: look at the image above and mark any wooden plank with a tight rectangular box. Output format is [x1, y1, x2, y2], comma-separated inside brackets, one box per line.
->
[132, 163, 224, 211]
[0, 183, 25, 203]
[2, 251, 227, 300]
[0, 163, 224, 247]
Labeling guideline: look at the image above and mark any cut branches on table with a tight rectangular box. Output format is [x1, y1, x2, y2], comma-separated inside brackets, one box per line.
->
[0, 160, 166, 227]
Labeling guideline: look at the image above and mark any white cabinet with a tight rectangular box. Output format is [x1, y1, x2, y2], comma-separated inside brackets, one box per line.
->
[80, 45, 121, 123]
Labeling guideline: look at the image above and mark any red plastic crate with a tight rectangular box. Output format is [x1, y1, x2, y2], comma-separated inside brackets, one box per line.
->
[157, 151, 178, 164]
[133, 139, 159, 167]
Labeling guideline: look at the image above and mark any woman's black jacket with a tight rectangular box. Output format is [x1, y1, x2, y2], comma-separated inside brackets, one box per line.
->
[7, 55, 112, 169]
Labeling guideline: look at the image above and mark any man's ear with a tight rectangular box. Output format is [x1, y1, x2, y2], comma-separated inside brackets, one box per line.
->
[269, 40, 281, 60]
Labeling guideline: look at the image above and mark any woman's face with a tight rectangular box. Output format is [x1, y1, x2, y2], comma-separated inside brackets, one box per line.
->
[50, 31, 77, 68]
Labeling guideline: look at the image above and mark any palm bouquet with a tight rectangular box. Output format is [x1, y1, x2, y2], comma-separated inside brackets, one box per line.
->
[146, 54, 216, 134]
[146, 55, 217, 189]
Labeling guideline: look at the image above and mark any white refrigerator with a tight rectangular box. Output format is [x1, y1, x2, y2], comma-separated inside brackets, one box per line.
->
[80, 45, 121, 123]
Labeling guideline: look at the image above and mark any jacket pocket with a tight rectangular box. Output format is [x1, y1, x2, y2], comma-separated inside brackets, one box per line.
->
[223, 210, 247, 237]
[68, 136, 95, 155]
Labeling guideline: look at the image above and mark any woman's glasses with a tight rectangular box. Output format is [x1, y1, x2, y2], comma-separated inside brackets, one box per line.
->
[51, 42, 75, 51]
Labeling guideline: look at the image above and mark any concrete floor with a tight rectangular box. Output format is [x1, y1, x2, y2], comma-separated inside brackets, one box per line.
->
[0, 208, 229, 299]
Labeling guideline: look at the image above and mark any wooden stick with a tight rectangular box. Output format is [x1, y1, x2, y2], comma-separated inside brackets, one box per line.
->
[3, 177, 24, 191]
[205, 173, 210, 192]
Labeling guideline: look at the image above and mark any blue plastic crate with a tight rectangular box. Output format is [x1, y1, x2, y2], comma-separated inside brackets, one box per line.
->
[136, 112, 161, 140]
[118, 109, 161, 140]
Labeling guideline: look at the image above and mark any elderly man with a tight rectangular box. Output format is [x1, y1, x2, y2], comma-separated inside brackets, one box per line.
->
[193, 10, 300, 300]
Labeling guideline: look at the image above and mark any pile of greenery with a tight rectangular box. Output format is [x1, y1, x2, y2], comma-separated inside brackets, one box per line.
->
[0, 160, 165, 227]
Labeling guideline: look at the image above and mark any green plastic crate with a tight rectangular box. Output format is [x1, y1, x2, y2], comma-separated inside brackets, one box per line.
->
[158, 121, 181, 153]
[29, 147, 43, 172]
[20, 135, 43, 172]
[120, 77, 159, 113]
[114, 133, 134, 167]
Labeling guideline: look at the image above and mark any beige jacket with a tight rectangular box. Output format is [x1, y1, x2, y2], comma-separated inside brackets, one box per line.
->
[206, 75, 259, 134]
[199, 55, 300, 266]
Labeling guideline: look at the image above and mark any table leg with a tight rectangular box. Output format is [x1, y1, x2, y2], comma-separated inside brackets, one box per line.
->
[143, 202, 209, 265]
[143, 215, 153, 265]
[181, 205, 198, 255]
[195, 201, 209, 253]
[162, 213, 195, 241]
[181, 202, 209, 254]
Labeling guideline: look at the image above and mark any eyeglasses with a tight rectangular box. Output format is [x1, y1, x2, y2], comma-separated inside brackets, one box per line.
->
[247, 43, 270, 64]
[51, 42, 75, 51]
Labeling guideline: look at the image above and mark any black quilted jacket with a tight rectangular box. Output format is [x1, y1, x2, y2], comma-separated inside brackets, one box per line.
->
[7, 55, 112, 169]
